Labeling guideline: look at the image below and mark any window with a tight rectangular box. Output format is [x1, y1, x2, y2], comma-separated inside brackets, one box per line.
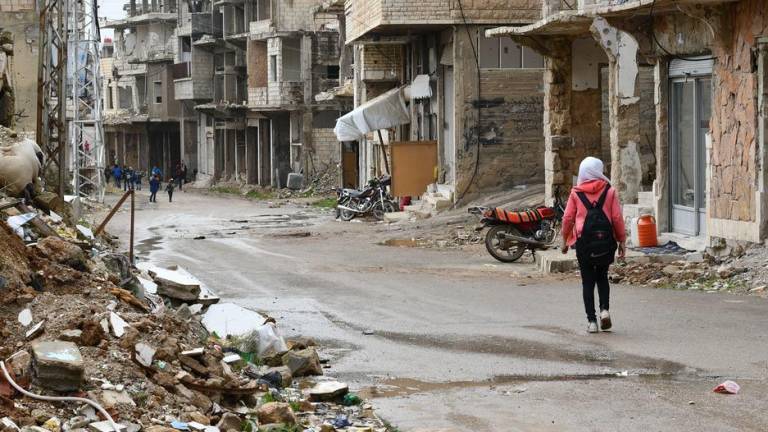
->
[326, 65, 340, 80]
[478, 35, 544, 69]
[153, 81, 162, 104]
[269, 55, 277, 82]
[256, 0, 271, 20]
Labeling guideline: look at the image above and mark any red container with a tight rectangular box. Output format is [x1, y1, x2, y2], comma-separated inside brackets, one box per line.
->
[637, 215, 658, 247]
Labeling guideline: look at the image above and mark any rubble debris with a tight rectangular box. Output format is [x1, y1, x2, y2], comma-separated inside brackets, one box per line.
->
[309, 381, 349, 402]
[256, 402, 297, 425]
[59, 329, 83, 343]
[201, 303, 266, 338]
[136, 263, 201, 302]
[17, 309, 32, 327]
[281, 348, 323, 377]
[88, 421, 126, 432]
[108, 312, 129, 338]
[25, 321, 45, 340]
[31, 341, 84, 391]
[36, 237, 87, 271]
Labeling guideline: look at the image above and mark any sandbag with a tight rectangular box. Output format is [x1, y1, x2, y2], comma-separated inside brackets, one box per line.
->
[0, 137, 42, 196]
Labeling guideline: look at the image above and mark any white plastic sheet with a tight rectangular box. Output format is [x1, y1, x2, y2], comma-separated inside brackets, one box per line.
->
[334, 86, 410, 141]
[6, 212, 36, 238]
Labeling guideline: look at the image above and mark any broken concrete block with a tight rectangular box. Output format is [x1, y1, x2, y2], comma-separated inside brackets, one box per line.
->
[221, 353, 241, 364]
[309, 381, 349, 402]
[88, 421, 126, 432]
[135, 343, 156, 368]
[6, 350, 31, 376]
[36, 237, 87, 271]
[181, 348, 204, 357]
[150, 267, 201, 301]
[1, 417, 19, 432]
[108, 312, 129, 338]
[256, 402, 297, 426]
[281, 348, 322, 377]
[25, 321, 45, 340]
[214, 413, 240, 432]
[59, 329, 83, 343]
[31, 340, 84, 391]
[262, 366, 292, 387]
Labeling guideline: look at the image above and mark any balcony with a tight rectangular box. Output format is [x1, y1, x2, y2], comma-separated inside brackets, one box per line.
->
[249, 19, 274, 39]
[178, 12, 223, 37]
[128, 46, 175, 64]
[345, 0, 540, 42]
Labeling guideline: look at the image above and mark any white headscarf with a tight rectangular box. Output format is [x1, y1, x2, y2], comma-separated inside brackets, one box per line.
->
[577, 156, 610, 185]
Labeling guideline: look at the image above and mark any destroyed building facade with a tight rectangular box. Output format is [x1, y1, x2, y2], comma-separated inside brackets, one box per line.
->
[342, 0, 546, 199]
[103, 1, 182, 178]
[0, 0, 38, 132]
[487, 0, 768, 246]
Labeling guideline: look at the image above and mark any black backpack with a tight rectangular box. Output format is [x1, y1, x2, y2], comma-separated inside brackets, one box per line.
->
[575, 185, 617, 266]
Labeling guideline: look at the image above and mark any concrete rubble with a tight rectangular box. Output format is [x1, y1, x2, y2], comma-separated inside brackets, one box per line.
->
[0, 187, 387, 432]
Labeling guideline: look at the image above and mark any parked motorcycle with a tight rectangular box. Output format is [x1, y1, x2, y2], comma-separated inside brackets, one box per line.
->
[469, 190, 566, 263]
[334, 175, 399, 221]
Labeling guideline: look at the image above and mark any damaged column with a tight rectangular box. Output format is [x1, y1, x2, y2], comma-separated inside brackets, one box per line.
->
[542, 38, 573, 204]
[591, 17, 642, 204]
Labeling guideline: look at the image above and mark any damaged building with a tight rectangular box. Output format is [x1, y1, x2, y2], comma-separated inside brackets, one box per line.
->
[184, 0, 350, 188]
[487, 0, 768, 246]
[342, 0, 546, 201]
[0, 0, 38, 132]
[103, 1, 182, 179]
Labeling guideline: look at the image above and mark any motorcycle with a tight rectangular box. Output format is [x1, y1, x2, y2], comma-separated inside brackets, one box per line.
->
[469, 190, 566, 263]
[334, 175, 399, 221]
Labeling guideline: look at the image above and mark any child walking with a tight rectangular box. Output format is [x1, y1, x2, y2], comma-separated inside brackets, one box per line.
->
[149, 175, 160, 202]
[561, 157, 626, 333]
[165, 178, 175, 202]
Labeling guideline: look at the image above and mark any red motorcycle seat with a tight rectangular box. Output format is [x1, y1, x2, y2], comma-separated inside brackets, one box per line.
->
[493, 206, 552, 223]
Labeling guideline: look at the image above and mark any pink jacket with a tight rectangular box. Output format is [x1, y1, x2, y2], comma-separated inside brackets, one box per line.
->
[561, 179, 626, 247]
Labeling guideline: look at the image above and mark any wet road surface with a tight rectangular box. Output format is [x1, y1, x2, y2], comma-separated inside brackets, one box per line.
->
[109, 190, 768, 431]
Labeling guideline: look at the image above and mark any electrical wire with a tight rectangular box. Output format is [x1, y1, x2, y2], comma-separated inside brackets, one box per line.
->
[1, 361, 120, 432]
[649, 0, 715, 62]
[453, 0, 482, 205]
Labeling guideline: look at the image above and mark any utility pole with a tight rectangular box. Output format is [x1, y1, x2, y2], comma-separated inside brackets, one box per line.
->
[37, 0, 68, 198]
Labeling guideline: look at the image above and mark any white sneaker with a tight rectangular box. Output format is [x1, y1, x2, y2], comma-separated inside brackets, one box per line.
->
[587, 322, 598, 333]
[600, 310, 612, 331]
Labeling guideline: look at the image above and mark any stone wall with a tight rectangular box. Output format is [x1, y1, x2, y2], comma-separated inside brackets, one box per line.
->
[361, 44, 402, 83]
[0, 9, 37, 133]
[709, 0, 766, 223]
[454, 27, 545, 198]
[309, 127, 340, 172]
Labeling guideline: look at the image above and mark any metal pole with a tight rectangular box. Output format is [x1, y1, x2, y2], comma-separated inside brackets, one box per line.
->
[129, 189, 135, 263]
[377, 130, 390, 174]
[94, 189, 131, 235]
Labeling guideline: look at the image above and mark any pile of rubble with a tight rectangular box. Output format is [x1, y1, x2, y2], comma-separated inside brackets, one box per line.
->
[0, 192, 388, 432]
[609, 249, 767, 295]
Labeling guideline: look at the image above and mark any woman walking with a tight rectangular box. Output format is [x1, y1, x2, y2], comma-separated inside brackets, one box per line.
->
[561, 157, 626, 333]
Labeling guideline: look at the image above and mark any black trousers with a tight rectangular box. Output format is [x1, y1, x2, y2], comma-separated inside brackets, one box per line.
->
[149, 191, 157, 202]
[168, 191, 173, 202]
[577, 254, 610, 323]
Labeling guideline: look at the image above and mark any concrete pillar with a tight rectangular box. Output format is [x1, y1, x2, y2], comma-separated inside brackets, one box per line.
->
[542, 38, 573, 204]
[590, 17, 642, 204]
[653, 58, 670, 233]
[757, 37, 768, 241]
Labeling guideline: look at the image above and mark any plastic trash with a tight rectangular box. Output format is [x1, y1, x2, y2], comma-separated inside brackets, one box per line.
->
[6, 213, 36, 238]
[331, 415, 351, 429]
[713, 380, 740, 394]
[342, 393, 362, 406]
[240, 323, 288, 358]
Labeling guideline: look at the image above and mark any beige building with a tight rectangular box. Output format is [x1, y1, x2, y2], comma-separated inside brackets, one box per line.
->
[0, 0, 38, 133]
[487, 0, 768, 247]
[342, 0, 546, 200]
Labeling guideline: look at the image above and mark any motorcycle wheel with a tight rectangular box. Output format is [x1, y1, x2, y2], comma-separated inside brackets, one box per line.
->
[339, 205, 356, 221]
[384, 201, 399, 213]
[485, 225, 526, 263]
[372, 202, 386, 221]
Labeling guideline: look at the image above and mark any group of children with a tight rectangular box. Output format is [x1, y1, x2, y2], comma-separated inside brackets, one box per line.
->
[109, 164, 177, 203]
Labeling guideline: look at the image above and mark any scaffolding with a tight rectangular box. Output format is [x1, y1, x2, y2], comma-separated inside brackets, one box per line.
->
[69, 0, 105, 202]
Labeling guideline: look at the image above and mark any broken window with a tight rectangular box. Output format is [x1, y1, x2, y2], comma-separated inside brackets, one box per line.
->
[179, 36, 191, 63]
[106, 80, 114, 109]
[153, 81, 162, 104]
[478, 34, 544, 69]
[256, 0, 271, 21]
[326, 65, 340, 80]
[282, 38, 301, 81]
[118, 86, 133, 109]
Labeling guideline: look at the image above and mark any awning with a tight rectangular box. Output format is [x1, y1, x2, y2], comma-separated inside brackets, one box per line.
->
[333, 75, 433, 142]
[334, 86, 409, 142]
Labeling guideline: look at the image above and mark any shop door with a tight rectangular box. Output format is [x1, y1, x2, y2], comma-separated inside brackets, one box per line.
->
[342, 142, 359, 189]
[670, 75, 711, 236]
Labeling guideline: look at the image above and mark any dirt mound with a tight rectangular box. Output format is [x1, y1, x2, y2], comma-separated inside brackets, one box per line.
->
[0, 221, 30, 295]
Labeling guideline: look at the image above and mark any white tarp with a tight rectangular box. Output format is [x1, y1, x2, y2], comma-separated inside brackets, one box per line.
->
[334, 86, 410, 141]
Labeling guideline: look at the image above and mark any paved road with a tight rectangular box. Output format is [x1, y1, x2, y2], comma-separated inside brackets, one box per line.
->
[109, 190, 768, 431]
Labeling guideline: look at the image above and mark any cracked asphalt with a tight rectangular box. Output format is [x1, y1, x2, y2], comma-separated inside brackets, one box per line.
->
[109, 190, 768, 431]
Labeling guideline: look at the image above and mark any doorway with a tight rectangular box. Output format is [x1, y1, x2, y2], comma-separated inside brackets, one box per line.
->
[669, 72, 711, 236]
[342, 141, 359, 188]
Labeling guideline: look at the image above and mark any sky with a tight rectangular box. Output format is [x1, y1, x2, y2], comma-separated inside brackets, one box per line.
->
[99, 1, 127, 42]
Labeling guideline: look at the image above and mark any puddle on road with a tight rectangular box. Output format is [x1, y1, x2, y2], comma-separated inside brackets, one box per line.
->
[137, 235, 163, 255]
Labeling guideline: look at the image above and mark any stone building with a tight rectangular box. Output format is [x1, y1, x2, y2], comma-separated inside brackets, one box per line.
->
[487, 0, 768, 246]
[342, 0, 546, 200]
[0, 0, 38, 133]
[103, 1, 182, 179]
